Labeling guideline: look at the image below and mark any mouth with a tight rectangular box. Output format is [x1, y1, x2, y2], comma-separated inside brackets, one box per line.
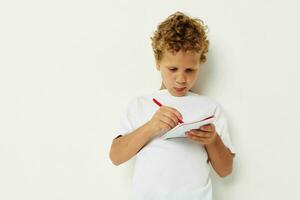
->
[174, 87, 186, 92]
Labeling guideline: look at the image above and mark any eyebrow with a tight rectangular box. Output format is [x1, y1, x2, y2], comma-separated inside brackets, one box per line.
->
[167, 66, 198, 69]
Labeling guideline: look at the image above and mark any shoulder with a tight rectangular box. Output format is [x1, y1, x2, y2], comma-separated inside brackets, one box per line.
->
[129, 90, 161, 104]
[188, 91, 220, 106]
[124, 92, 153, 110]
[188, 91, 227, 115]
[124, 96, 140, 111]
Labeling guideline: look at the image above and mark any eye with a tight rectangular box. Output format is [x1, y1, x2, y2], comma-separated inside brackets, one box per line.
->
[168, 68, 177, 71]
[186, 69, 194, 73]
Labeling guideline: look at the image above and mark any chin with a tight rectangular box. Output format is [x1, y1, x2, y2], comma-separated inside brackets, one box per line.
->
[170, 88, 188, 96]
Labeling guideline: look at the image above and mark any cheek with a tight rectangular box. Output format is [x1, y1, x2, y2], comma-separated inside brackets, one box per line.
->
[188, 74, 197, 81]
[161, 72, 173, 83]
[163, 72, 174, 80]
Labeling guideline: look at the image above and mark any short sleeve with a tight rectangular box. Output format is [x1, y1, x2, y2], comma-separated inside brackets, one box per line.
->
[213, 103, 236, 155]
[113, 97, 139, 139]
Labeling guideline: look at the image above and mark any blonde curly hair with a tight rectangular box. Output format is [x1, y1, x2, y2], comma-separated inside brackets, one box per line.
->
[151, 11, 209, 63]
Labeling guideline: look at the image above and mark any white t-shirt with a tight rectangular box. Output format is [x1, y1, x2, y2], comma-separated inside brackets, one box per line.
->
[114, 89, 236, 200]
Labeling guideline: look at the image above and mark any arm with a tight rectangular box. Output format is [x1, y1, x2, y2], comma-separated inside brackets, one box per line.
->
[110, 105, 183, 166]
[109, 122, 154, 166]
[185, 124, 235, 177]
[204, 133, 235, 177]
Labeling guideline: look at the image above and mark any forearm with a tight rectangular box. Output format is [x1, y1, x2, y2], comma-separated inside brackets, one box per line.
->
[205, 134, 234, 177]
[109, 122, 154, 165]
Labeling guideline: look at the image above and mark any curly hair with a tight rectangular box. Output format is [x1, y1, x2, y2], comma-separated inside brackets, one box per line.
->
[151, 11, 209, 63]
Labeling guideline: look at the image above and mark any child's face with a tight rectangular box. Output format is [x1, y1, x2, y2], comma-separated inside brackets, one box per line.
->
[156, 50, 202, 97]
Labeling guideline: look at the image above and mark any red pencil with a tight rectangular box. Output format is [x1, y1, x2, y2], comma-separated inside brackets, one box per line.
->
[152, 98, 184, 124]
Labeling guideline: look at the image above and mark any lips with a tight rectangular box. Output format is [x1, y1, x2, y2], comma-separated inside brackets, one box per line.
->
[174, 87, 186, 92]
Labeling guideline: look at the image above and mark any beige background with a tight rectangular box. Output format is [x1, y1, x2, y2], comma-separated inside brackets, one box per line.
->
[0, 0, 299, 199]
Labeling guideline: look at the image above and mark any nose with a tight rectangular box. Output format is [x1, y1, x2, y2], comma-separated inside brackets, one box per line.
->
[175, 74, 186, 85]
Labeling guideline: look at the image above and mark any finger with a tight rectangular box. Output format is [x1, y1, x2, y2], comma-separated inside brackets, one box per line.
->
[160, 115, 176, 128]
[200, 124, 215, 132]
[186, 134, 207, 142]
[187, 132, 209, 141]
[162, 112, 179, 126]
[159, 119, 172, 131]
[188, 130, 211, 138]
[164, 106, 183, 121]
[162, 123, 172, 132]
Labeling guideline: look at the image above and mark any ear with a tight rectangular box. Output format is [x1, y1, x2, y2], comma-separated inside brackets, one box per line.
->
[199, 59, 206, 65]
[155, 61, 161, 71]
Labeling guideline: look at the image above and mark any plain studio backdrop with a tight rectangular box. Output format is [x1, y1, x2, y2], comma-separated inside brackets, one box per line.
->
[0, 0, 300, 199]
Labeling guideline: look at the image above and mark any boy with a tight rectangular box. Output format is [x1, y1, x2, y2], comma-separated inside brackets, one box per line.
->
[109, 11, 236, 200]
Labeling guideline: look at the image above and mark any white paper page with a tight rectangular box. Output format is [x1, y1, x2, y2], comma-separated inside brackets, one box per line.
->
[161, 117, 216, 139]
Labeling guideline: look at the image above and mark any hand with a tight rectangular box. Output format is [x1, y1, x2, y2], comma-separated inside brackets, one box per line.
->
[147, 106, 183, 137]
[185, 123, 218, 145]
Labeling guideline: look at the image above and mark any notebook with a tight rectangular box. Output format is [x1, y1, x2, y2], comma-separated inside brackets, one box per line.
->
[161, 109, 217, 140]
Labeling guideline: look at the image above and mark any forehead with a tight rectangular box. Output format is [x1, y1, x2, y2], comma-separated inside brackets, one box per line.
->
[160, 50, 201, 67]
